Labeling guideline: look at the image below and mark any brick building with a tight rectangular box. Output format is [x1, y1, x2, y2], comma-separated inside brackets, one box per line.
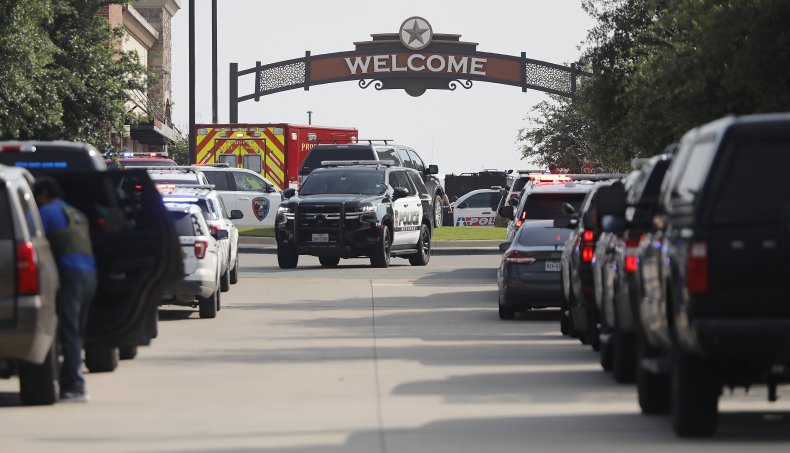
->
[98, 0, 181, 155]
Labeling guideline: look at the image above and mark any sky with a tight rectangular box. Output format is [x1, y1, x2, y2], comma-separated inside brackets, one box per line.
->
[170, 0, 595, 177]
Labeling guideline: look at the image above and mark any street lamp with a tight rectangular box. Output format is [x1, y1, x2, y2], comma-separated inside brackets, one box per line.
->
[307, 110, 313, 125]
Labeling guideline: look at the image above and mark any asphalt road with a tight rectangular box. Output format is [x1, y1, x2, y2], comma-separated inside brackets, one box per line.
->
[1, 252, 789, 452]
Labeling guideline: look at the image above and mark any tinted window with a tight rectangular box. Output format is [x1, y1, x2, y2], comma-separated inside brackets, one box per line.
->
[405, 171, 429, 197]
[375, 147, 399, 165]
[389, 171, 416, 196]
[406, 150, 425, 172]
[170, 211, 196, 236]
[512, 177, 529, 193]
[711, 139, 790, 223]
[672, 137, 717, 202]
[17, 188, 39, 237]
[204, 171, 231, 191]
[522, 193, 586, 219]
[300, 170, 386, 195]
[464, 192, 493, 208]
[0, 146, 105, 173]
[0, 189, 11, 239]
[233, 172, 268, 192]
[396, 149, 414, 168]
[300, 146, 375, 174]
[517, 226, 573, 246]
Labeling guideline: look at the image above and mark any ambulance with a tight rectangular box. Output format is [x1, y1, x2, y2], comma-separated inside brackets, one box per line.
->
[194, 124, 358, 190]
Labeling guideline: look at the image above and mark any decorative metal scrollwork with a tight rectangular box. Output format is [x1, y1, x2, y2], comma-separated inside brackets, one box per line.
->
[448, 79, 473, 91]
[524, 63, 573, 95]
[259, 61, 306, 93]
[358, 79, 384, 90]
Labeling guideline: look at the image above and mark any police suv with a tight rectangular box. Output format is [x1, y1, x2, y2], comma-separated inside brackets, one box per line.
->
[275, 161, 432, 268]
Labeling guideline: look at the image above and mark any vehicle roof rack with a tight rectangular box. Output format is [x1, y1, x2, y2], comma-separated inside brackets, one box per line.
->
[321, 160, 395, 167]
[359, 139, 395, 145]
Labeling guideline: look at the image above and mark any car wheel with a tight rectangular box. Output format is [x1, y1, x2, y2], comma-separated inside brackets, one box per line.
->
[277, 244, 299, 269]
[220, 263, 231, 292]
[600, 336, 613, 372]
[229, 258, 239, 284]
[319, 256, 340, 267]
[119, 345, 138, 360]
[498, 306, 516, 320]
[671, 348, 720, 437]
[408, 224, 431, 266]
[636, 337, 670, 415]
[433, 195, 443, 228]
[560, 311, 570, 336]
[198, 288, 219, 319]
[19, 339, 58, 406]
[85, 346, 119, 373]
[370, 227, 391, 268]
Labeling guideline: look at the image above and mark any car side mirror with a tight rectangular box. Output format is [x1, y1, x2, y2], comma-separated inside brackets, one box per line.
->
[393, 187, 409, 200]
[508, 197, 519, 207]
[282, 188, 296, 199]
[562, 203, 576, 217]
[498, 241, 512, 252]
[426, 164, 439, 175]
[214, 229, 229, 240]
[230, 209, 244, 220]
[553, 214, 577, 229]
[266, 185, 277, 193]
[498, 205, 514, 220]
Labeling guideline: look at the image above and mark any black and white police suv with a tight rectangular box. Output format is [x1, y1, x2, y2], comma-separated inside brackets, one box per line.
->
[275, 161, 432, 269]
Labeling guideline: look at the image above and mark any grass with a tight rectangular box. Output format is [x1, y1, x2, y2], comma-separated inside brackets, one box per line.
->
[238, 227, 275, 237]
[239, 226, 507, 241]
[433, 227, 507, 241]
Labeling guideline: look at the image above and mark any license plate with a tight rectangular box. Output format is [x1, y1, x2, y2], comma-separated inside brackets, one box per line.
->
[312, 233, 329, 242]
[545, 261, 561, 272]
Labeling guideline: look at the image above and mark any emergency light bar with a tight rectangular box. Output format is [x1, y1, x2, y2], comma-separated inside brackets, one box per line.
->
[1, 143, 37, 152]
[163, 197, 200, 203]
[321, 160, 395, 167]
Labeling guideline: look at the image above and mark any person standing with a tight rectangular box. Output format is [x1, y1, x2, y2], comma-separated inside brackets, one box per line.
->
[33, 177, 97, 403]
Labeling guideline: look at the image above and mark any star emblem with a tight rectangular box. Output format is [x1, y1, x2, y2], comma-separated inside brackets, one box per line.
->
[404, 20, 428, 45]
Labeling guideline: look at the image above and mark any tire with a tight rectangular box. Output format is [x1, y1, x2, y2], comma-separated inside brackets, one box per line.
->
[216, 287, 221, 312]
[119, 345, 138, 360]
[600, 337, 613, 372]
[498, 306, 516, 320]
[370, 227, 391, 268]
[408, 224, 431, 266]
[220, 264, 231, 292]
[18, 340, 58, 406]
[671, 349, 720, 437]
[277, 244, 299, 269]
[229, 258, 239, 284]
[198, 288, 218, 319]
[433, 195, 443, 228]
[319, 256, 340, 267]
[636, 338, 670, 415]
[85, 346, 119, 373]
[612, 331, 637, 383]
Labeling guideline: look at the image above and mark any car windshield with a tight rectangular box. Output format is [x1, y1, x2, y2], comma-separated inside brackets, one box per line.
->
[517, 225, 573, 246]
[522, 193, 586, 219]
[300, 146, 375, 174]
[299, 170, 386, 195]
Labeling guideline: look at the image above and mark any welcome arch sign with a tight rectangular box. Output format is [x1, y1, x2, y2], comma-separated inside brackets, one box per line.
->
[229, 17, 590, 122]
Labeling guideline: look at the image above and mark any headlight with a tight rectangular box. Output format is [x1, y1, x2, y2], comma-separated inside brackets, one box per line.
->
[277, 206, 292, 214]
[355, 204, 375, 212]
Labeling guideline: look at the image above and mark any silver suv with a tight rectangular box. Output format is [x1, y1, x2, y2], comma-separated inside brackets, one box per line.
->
[0, 164, 60, 405]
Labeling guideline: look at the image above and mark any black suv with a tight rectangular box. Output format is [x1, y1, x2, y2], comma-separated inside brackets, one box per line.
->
[299, 143, 446, 227]
[276, 163, 432, 268]
[636, 114, 790, 437]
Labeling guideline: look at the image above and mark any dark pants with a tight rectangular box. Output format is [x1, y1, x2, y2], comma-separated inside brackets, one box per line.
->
[56, 267, 97, 395]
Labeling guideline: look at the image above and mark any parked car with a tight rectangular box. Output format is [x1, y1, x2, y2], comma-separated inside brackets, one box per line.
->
[636, 113, 790, 437]
[0, 141, 183, 373]
[450, 188, 506, 227]
[161, 203, 224, 318]
[298, 142, 446, 228]
[199, 165, 282, 228]
[147, 167, 210, 187]
[496, 220, 572, 320]
[0, 164, 60, 405]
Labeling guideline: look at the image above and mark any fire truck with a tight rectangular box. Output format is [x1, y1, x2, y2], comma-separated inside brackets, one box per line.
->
[194, 124, 358, 189]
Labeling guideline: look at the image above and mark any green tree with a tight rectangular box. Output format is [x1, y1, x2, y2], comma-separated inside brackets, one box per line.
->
[168, 135, 190, 165]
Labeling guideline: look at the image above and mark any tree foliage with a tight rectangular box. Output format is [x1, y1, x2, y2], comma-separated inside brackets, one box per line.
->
[519, 0, 790, 171]
[0, 0, 149, 149]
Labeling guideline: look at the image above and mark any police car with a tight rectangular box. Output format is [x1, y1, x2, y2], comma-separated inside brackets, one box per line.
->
[199, 165, 282, 228]
[451, 187, 506, 227]
[275, 161, 432, 268]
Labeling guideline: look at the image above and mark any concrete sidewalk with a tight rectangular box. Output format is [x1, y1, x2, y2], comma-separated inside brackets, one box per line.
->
[238, 236, 503, 256]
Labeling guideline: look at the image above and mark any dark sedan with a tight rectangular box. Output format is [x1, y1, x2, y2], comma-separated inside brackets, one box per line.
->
[497, 220, 572, 320]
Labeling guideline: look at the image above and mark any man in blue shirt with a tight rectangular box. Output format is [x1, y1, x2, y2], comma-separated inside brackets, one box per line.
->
[33, 177, 97, 403]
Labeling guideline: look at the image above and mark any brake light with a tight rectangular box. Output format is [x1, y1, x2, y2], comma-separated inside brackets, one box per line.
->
[2, 143, 35, 152]
[504, 250, 536, 265]
[581, 246, 594, 263]
[583, 230, 594, 242]
[625, 255, 638, 273]
[686, 241, 708, 294]
[16, 241, 39, 295]
[2, 145, 21, 152]
[194, 240, 208, 259]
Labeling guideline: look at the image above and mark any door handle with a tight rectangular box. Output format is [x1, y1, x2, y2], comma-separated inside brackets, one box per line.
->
[482, 211, 491, 214]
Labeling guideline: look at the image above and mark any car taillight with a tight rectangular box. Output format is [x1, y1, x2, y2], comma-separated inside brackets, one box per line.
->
[194, 241, 208, 259]
[583, 230, 594, 242]
[686, 240, 708, 294]
[16, 241, 39, 295]
[625, 255, 638, 273]
[504, 251, 536, 265]
[581, 246, 594, 263]
[514, 211, 526, 229]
